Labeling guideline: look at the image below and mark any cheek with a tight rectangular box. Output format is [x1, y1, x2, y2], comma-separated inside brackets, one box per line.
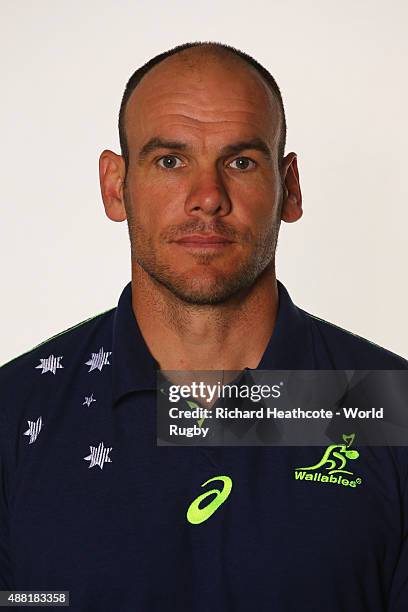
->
[229, 168, 280, 205]
[230, 183, 279, 227]
[130, 173, 188, 218]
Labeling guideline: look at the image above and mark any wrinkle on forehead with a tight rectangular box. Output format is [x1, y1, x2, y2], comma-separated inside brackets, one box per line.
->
[125, 52, 281, 151]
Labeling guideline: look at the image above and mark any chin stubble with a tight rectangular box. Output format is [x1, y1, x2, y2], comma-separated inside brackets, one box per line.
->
[124, 191, 281, 305]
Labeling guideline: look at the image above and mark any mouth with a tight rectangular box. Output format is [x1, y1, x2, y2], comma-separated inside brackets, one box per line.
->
[174, 234, 235, 250]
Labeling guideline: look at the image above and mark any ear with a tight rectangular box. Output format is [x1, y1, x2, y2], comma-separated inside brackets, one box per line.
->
[99, 150, 127, 222]
[280, 152, 302, 223]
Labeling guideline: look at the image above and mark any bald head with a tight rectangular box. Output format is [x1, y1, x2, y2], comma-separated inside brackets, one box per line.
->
[118, 42, 286, 172]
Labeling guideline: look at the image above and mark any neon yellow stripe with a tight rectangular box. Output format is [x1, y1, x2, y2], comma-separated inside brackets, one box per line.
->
[305, 311, 392, 353]
[1, 306, 115, 369]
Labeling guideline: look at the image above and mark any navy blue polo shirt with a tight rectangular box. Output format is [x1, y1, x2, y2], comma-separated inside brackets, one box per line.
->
[1, 280, 408, 611]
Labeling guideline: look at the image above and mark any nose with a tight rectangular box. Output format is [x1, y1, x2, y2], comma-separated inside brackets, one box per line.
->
[184, 168, 231, 218]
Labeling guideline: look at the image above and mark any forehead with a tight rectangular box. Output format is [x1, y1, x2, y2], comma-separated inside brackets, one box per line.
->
[124, 52, 281, 151]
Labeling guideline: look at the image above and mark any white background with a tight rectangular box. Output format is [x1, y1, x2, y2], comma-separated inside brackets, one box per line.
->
[1, 0, 407, 364]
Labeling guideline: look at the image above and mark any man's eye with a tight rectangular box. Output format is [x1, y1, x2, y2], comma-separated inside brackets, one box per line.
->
[157, 155, 184, 169]
[228, 157, 256, 171]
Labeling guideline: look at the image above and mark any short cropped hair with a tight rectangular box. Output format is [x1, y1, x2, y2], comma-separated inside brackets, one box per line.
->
[118, 41, 286, 172]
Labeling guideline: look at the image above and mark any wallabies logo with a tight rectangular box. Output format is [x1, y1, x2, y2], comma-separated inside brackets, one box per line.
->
[294, 433, 362, 488]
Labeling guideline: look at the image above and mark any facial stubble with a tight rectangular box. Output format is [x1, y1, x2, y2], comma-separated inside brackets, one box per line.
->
[124, 192, 281, 306]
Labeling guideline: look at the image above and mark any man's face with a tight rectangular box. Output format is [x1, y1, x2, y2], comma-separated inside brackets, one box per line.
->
[122, 54, 287, 305]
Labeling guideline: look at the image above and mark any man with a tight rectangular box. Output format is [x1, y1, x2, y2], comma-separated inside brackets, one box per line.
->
[1, 41, 407, 611]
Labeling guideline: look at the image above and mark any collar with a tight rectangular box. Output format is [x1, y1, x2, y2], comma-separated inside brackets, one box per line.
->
[254, 281, 315, 370]
[111, 279, 316, 407]
[112, 282, 158, 403]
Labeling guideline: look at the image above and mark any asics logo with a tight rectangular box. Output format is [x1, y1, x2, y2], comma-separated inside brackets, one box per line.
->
[187, 475, 233, 524]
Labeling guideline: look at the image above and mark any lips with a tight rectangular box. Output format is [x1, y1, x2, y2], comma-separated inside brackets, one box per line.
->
[175, 234, 233, 246]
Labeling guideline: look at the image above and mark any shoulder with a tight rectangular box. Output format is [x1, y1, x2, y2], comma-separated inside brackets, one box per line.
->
[301, 308, 408, 370]
[0, 306, 116, 393]
[0, 306, 117, 477]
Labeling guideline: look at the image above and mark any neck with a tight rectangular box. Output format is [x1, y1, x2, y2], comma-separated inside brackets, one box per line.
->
[130, 263, 279, 371]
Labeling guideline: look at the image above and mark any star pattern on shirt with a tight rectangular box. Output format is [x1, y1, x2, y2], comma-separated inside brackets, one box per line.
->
[83, 442, 112, 470]
[35, 355, 63, 375]
[83, 393, 96, 407]
[85, 347, 112, 372]
[23, 416, 43, 444]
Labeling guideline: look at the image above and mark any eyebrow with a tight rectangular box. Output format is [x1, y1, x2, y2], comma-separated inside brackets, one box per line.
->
[137, 137, 272, 163]
[138, 138, 187, 162]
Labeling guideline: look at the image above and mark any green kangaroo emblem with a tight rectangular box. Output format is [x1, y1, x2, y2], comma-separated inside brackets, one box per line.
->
[295, 433, 360, 475]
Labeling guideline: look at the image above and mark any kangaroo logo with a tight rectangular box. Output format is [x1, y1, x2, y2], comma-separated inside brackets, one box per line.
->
[187, 475, 232, 524]
[294, 433, 362, 488]
[296, 433, 359, 475]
